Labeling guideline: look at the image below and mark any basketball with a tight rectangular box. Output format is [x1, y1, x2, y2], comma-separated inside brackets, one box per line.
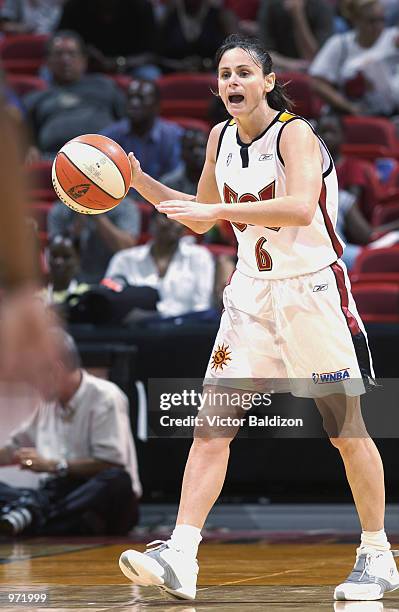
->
[52, 134, 132, 215]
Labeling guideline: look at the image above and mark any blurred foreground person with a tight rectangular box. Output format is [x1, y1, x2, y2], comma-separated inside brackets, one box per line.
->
[0, 101, 60, 389]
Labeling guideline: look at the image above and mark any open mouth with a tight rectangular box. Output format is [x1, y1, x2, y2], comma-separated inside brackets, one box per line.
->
[228, 94, 244, 104]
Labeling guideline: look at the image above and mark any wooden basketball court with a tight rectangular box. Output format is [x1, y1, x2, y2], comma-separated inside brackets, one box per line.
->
[1, 537, 399, 611]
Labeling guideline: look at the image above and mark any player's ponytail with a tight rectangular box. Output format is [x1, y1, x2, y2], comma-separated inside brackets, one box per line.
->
[215, 34, 293, 112]
[266, 81, 291, 113]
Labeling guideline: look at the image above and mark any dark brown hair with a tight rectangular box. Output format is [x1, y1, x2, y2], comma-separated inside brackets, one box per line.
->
[215, 34, 292, 112]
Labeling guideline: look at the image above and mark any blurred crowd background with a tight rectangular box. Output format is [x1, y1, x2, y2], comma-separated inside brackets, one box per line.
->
[0, 0, 399, 327]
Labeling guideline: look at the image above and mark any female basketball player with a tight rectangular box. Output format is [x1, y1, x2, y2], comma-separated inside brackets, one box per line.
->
[119, 34, 399, 602]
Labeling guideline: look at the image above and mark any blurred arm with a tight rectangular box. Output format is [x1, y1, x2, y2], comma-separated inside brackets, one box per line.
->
[0, 107, 35, 288]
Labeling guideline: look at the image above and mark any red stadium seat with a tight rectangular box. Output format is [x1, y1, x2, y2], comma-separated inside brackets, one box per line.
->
[135, 201, 153, 236]
[168, 116, 210, 133]
[157, 73, 217, 120]
[205, 243, 237, 257]
[6, 74, 47, 96]
[350, 247, 399, 283]
[278, 71, 323, 120]
[26, 160, 54, 202]
[351, 283, 399, 323]
[224, 0, 260, 20]
[0, 34, 49, 75]
[342, 116, 399, 161]
[372, 203, 399, 227]
[108, 73, 132, 93]
[29, 201, 52, 232]
[38, 230, 49, 249]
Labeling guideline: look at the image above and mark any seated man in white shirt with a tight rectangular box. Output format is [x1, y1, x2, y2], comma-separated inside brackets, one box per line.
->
[104, 211, 215, 319]
[0, 330, 141, 536]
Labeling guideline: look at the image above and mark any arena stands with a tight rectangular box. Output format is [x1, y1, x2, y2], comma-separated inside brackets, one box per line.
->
[0, 0, 398, 505]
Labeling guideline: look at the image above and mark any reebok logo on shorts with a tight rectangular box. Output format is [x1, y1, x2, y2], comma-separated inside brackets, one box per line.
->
[312, 368, 350, 384]
[313, 284, 328, 292]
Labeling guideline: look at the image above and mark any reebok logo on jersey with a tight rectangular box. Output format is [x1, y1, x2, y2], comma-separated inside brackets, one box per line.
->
[259, 153, 273, 161]
[226, 153, 232, 166]
[313, 284, 328, 292]
[312, 369, 350, 384]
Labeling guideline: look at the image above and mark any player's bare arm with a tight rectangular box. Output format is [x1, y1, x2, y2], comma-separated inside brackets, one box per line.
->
[157, 120, 323, 228]
[131, 122, 224, 234]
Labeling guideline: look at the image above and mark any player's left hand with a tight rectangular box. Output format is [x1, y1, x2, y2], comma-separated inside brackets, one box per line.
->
[16, 448, 55, 473]
[156, 200, 220, 222]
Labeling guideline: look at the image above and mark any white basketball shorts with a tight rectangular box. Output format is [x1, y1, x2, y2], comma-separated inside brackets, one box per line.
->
[204, 261, 375, 398]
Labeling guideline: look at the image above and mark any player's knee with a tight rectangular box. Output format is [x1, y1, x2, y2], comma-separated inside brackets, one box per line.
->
[329, 436, 367, 453]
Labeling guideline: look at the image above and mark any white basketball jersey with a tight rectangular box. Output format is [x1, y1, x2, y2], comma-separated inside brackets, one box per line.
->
[215, 111, 344, 279]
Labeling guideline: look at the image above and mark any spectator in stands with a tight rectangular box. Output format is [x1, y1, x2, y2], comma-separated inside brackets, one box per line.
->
[381, 0, 399, 25]
[158, 0, 237, 72]
[0, 329, 141, 536]
[160, 128, 236, 310]
[257, 0, 334, 72]
[0, 68, 29, 157]
[58, 0, 160, 79]
[24, 30, 126, 161]
[47, 197, 140, 284]
[208, 95, 230, 126]
[0, 0, 64, 35]
[0, 69, 25, 127]
[318, 112, 382, 220]
[310, 0, 399, 116]
[224, 0, 260, 35]
[101, 80, 183, 201]
[318, 113, 399, 268]
[161, 128, 207, 196]
[42, 234, 89, 306]
[104, 211, 215, 318]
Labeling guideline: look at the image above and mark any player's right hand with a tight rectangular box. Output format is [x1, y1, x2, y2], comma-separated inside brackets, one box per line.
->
[128, 152, 143, 188]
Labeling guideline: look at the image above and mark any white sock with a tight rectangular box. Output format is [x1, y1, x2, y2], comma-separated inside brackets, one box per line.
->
[360, 529, 390, 552]
[168, 524, 202, 558]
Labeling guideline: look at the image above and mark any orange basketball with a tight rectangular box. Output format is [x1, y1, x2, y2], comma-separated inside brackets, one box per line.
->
[52, 134, 132, 215]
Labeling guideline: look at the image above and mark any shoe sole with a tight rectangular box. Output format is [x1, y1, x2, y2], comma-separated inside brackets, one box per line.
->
[119, 551, 195, 601]
[334, 583, 399, 601]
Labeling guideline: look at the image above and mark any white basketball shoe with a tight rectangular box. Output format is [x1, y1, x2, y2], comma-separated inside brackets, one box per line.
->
[334, 547, 399, 601]
[119, 540, 198, 600]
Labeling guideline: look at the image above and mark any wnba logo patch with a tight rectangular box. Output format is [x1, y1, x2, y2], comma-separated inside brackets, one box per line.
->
[211, 343, 232, 372]
[312, 368, 350, 384]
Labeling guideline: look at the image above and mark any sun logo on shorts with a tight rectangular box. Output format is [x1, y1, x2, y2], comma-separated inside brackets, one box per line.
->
[211, 343, 232, 372]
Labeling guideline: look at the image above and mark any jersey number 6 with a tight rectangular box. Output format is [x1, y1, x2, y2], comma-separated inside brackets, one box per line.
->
[223, 181, 276, 272]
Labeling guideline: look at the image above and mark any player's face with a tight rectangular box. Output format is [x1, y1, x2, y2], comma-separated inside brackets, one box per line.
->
[217, 48, 275, 118]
